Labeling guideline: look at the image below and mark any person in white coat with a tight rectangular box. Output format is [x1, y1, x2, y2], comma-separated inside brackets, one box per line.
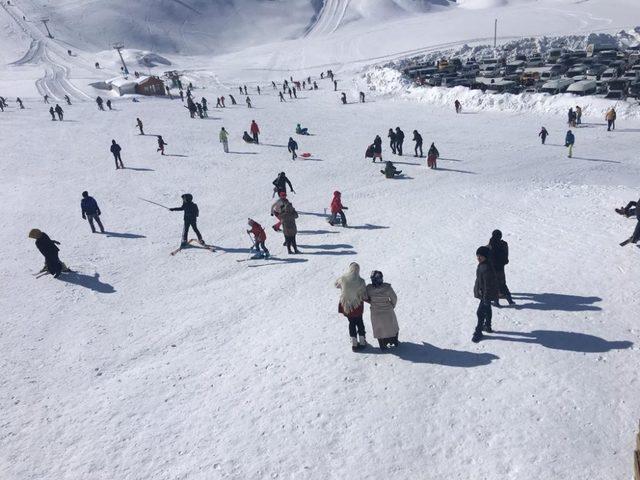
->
[335, 263, 368, 351]
[365, 271, 399, 349]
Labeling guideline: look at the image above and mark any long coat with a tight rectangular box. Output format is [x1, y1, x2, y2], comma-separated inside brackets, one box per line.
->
[365, 283, 399, 339]
[279, 203, 298, 236]
[474, 261, 499, 302]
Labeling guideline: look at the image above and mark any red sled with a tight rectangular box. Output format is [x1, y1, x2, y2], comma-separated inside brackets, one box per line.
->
[301, 152, 312, 158]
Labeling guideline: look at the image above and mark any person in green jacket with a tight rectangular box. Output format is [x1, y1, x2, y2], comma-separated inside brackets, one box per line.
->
[219, 127, 229, 153]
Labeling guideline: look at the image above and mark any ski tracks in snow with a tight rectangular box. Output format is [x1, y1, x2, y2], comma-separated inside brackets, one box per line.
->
[305, 0, 350, 38]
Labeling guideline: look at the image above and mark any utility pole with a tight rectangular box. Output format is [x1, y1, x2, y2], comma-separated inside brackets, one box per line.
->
[41, 19, 53, 39]
[112, 43, 129, 75]
[493, 18, 497, 48]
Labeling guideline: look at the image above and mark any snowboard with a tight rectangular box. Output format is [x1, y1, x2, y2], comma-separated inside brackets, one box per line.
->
[171, 238, 216, 256]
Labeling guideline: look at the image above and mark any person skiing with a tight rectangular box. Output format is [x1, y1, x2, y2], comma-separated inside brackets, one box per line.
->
[250, 120, 260, 144]
[157, 135, 167, 155]
[29, 229, 68, 278]
[427, 142, 439, 169]
[246, 96, 252, 108]
[16, 97, 24, 109]
[365, 271, 399, 349]
[472, 246, 500, 343]
[565, 130, 575, 158]
[575, 105, 582, 125]
[454, 99, 461, 113]
[54, 104, 63, 120]
[169, 193, 204, 247]
[271, 192, 287, 231]
[372, 135, 382, 163]
[328, 191, 348, 227]
[538, 126, 549, 145]
[395, 127, 405, 156]
[381, 161, 402, 178]
[341, 92, 347, 105]
[279, 198, 300, 254]
[296, 123, 309, 135]
[335, 262, 368, 351]
[96, 96, 104, 111]
[219, 127, 229, 153]
[413, 130, 423, 157]
[64, 95, 71, 105]
[273, 172, 295, 195]
[110, 140, 124, 169]
[106, 99, 112, 110]
[487, 230, 514, 306]
[243, 131, 255, 144]
[388, 128, 397, 155]
[49, 106, 56, 121]
[81, 191, 105, 233]
[359, 91, 365, 103]
[287, 137, 298, 160]
[616, 196, 640, 246]
[247, 218, 269, 258]
[606, 107, 616, 131]
[136, 118, 144, 135]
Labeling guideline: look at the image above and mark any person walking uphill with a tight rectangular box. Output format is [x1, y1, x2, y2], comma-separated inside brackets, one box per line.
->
[219, 127, 229, 153]
[279, 199, 300, 254]
[565, 130, 575, 158]
[81, 191, 105, 233]
[170, 193, 205, 247]
[365, 271, 399, 349]
[29, 229, 68, 278]
[335, 263, 368, 351]
[472, 246, 500, 343]
[328, 191, 348, 227]
[272, 172, 295, 195]
[287, 137, 298, 160]
[487, 230, 514, 306]
[250, 120, 260, 144]
[110, 140, 124, 169]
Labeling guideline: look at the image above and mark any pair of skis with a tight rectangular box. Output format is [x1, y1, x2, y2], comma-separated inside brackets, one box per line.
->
[170, 239, 216, 256]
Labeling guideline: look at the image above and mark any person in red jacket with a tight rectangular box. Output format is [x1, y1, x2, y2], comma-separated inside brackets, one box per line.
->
[247, 218, 269, 258]
[250, 120, 260, 144]
[328, 191, 348, 227]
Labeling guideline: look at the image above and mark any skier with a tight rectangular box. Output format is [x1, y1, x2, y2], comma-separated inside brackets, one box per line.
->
[427, 142, 439, 169]
[247, 218, 269, 258]
[335, 262, 368, 351]
[246, 96, 252, 108]
[106, 99, 112, 110]
[340, 92, 347, 105]
[157, 135, 167, 155]
[29, 229, 68, 278]
[472, 246, 500, 343]
[110, 140, 124, 169]
[606, 107, 616, 131]
[43, 94, 49, 104]
[136, 118, 144, 135]
[279, 198, 300, 254]
[54, 104, 63, 120]
[287, 137, 298, 160]
[219, 127, 229, 153]
[64, 95, 71, 105]
[616, 196, 640, 246]
[381, 161, 402, 178]
[49, 107, 56, 121]
[359, 91, 365, 103]
[271, 192, 287, 231]
[250, 120, 260, 144]
[279, 92, 285, 102]
[365, 271, 399, 349]
[454, 99, 461, 113]
[372, 135, 382, 163]
[96, 96, 104, 111]
[538, 126, 549, 145]
[16, 97, 24, 109]
[575, 105, 582, 125]
[296, 124, 309, 135]
[243, 131, 255, 144]
[273, 172, 295, 195]
[388, 128, 397, 155]
[169, 193, 205, 247]
[81, 191, 105, 233]
[413, 130, 423, 157]
[565, 130, 575, 158]
[328, 191, 348, 227]
[395, 127, 405, 156]
[487, 230, 514, 306]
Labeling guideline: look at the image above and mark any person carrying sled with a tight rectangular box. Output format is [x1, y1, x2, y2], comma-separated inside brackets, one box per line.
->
[136, 118, 144, 135]
[219, 127, 229, 153]
[606, 107, 616, 131]
[81, 191, 105, 233]
[29, 229, 69, 278]
[296, 123, 309, 135]
[157, 135, 168, 155]
[365, 271, 399, 349]
[272, 172, 295, 195]
[54, 104, 63, 120]
[110, 140, 124, 169]
[538, 126, 548, 144]
[388, 128, 397, 155]
[287, 137, 298, 160]
[381, 161, 402, 178]
[335, 262, 368, 351]
[413, 130, 423, 157]
[250, 120, 260, 144]
[170, 193, 205, 247]
[487, 230, 514, 306]
[279, 199, 300, 254]
[247, 218, 269, 258]
[565, 130, 575, 158]
[616, 196, 640, 246]
[427, 142, 439, 169]
[243, 131, 255, 144]
[372, 135, 382, 163]
[271, 192, 287, 231]
[472, 246, 500, 343]
[328, 191, 348, 227]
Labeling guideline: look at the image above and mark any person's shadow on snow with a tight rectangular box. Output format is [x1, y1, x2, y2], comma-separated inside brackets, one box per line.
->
[485, 330, 632, 353]
[512, 292, 601, 312]
[365, 341, 499, 367]
[59, 272, 115, 294]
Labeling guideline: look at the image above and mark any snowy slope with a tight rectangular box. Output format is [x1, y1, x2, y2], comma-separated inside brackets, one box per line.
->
[2, 1, 640, 479]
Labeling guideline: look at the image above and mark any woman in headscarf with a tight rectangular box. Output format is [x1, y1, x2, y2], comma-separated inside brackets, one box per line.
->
[365, 271, 399, 349]
[335, 263, 368, 351]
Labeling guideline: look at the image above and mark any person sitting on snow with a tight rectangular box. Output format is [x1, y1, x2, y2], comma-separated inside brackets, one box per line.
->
[381, 161, 402, 178]
[296, 123, 309, 135]
[243, 131, 256, 144]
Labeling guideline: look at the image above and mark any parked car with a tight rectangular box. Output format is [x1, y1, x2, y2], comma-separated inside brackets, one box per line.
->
[566, 79, 598, 95]
[600, 68, 618, 81]
[540, 78, 575, 94]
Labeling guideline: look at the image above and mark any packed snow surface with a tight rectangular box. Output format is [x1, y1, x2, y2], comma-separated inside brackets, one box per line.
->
[1, 0, 640, 479]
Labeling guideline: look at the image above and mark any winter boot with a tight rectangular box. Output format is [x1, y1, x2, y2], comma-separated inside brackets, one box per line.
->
[472, 332, 483, 343]
[378, 339, 388, 350]
[351, 337, 359, 352]
[483, 323, 493, 334]
[358, 336, 367, 348]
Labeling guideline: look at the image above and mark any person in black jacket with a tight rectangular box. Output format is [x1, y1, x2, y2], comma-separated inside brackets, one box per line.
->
[616, 196, 640, 245]
[170, 193, 204, 246]
[487, 230, 514, 306]
[272, 172, 295, 195]
[110, 140, 124, 169]
[54, 104, 63, 120]
[394, 127, 405, 156]
[413, 130, 423, 157]
[473, 246, 500, 343]
[388, 128, 397, 154]
[287, 137, 298, 160]
[29, 229, 66, 278]
[81, 191, 105, 233]
[372, 135, 382, 163]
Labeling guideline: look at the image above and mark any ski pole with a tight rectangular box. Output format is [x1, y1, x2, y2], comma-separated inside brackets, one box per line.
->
[247, 232, 256, 251]
[138, 197, 170, 210]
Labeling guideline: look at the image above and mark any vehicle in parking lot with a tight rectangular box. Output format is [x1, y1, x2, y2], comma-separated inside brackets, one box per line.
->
[540, 78, 575, 94]
[566, 79, 598, 95]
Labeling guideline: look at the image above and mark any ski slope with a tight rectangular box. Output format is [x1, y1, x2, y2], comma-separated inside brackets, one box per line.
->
[1, 1, 640, 479]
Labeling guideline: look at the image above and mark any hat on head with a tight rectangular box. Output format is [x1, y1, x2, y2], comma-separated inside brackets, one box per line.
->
[491, 229, 502, 239]
[476, 246, 491, 258]
[370, 270, 383, 287]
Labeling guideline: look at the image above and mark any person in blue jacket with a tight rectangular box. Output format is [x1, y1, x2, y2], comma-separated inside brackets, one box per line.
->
[81, 191, 105, 233]
[565, 130, 575, 158]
